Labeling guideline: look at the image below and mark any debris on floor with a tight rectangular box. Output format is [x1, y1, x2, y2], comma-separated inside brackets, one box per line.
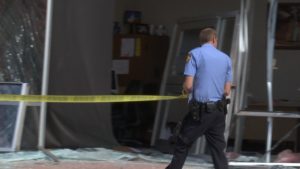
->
[274, 149, 300, 163]
[0, 147, 299, 169]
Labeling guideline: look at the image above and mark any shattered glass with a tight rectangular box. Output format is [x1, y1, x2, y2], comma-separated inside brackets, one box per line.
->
[0, 0, 46, 149]
[0, 84, 22, 149]
[0, 148, 298, 169]
[0, 105, 17, 148]
[0, 0, 46, 93]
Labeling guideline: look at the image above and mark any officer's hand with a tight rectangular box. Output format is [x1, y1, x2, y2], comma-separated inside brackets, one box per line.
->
[181, 88, 188, 96]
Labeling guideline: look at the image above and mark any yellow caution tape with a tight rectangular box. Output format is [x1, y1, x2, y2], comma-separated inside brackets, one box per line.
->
[0, 94, 187, 103]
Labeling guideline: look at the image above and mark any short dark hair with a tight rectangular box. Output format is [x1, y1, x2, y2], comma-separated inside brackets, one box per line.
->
[199, 27, 217, 45]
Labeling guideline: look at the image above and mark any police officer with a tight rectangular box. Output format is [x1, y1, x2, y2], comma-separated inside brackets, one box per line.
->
[165, 27, 232, 169]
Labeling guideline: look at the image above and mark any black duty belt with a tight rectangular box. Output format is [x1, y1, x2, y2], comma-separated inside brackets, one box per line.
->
[198, 100, 221, 106]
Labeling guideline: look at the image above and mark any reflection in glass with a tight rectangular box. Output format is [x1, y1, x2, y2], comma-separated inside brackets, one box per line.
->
[0, 84, 22, 149]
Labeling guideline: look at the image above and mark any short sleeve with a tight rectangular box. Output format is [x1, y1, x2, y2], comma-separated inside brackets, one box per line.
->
[225, 57, 232, 83]
[184, 52, 196, 76]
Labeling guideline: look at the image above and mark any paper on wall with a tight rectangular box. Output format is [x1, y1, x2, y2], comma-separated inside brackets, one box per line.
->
[112, 59, 129, 74]
[121, 38, 135, 57]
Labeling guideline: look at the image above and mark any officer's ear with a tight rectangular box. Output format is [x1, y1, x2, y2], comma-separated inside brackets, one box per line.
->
[212, 36, 218, 47]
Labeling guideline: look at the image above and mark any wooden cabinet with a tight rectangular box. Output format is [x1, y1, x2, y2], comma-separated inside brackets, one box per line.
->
[113, 34, 169, 92]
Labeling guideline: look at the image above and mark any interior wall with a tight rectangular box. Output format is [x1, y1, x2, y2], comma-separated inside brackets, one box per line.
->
[114, 0, 139, 24]
[113, 0, 300, 145]
[140, 0, 240, 31]
[244, 0, 269, 103]
[115, 0, 240, 35]
[274, 50, 300, 102]
[115, 0, 300, 104]
[247, 0, 300, 103]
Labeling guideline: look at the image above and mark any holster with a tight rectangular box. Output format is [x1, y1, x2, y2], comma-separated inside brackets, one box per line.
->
[188, 99, 201, 121]
[219, 94, 230, 115]
[189, 99, 227, 117]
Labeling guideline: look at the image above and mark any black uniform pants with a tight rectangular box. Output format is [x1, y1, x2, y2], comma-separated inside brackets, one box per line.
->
[166, 102, 228, 169]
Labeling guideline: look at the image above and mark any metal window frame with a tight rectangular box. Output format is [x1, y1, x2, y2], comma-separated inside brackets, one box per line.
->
[0, 82, 29, 152]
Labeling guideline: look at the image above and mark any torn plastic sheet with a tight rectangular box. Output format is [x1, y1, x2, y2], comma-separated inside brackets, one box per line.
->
[137, 153, 210, 167]
[0, 149, 213, 169]
[0, 148, 136, 163]
[0, 149, 212, 169]
[275, 149, 300, 163]
[54, 148, 137, 161]
[230, 154, 259, 162]
[0, 148, 298, 169]
[0, 148, 261, 164]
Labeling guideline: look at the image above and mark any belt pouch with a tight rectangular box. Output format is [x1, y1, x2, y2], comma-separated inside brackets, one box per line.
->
[206, 102, 218, 113]
[188, 100, 201, 121]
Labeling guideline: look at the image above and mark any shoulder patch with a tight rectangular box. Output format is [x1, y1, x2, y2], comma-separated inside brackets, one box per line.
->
[185, 54, 191, 63]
